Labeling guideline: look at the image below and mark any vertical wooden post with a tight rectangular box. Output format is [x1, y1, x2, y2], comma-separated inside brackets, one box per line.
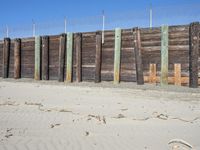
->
[189, 22, 200, 88]
[42, 36, 49, 80]
[95, 31, 102, 83]
[2, 38, 10, 78]
[66, 32, 73, 82]
[75, 33, 82, 82]
[58, 34, 66, 82]
[34, 36, 41, 80]
[134, 28, 144, 85]
[114, 28, 121, 84]
[14, 38, 21, 79]
[174, 64, 181, 86]
[161, 25, 169, 86]
[149, 63, 157, 83]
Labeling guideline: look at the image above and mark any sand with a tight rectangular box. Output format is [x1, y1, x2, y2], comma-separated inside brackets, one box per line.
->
[0, 79, 200, 150]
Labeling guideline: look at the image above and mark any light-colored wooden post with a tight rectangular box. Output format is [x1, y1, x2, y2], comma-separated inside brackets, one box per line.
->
[34, 36, 41, 80]
[174, 64, 181, 86]
[161, 25, 168, 86]
[114, 28, 121, 84]
[66, 32, 73, 82]
[149, 63, 157, 83]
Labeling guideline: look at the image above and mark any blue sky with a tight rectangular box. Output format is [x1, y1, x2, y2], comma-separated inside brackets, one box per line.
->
[0, 0, 200, 38]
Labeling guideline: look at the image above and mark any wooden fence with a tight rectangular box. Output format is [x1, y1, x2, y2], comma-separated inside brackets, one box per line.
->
[0, 22, 200, 87]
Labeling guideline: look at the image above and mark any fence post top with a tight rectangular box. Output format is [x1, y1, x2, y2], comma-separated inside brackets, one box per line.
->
[14, 38, 21, 42]
[4, 37, 10, 41]
[96, 31, 102, 35]
[190, 22, 200, 26]
[115, 28, 121, 31]
[67, 32, 73, 35]
[42, 35, 49, 39]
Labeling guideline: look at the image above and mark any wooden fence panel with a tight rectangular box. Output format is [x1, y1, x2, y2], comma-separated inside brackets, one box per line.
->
[49, 35, 59, 80]
[95, 31, 102, 83]
[42, 36, 49, 80]
[81, 32, 96, 81]
[120, 29, 136, 82]
[101, 30, 115, 81]
[75, 33, 82, 82]
[0, 43, 3, 77]
[21, 38, 35, 78]
[58, 34, 66, 82]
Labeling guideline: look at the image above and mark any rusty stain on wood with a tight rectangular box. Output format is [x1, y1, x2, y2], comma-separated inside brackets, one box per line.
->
[174, 64, 181, 86]
[149, 63, 156, 83]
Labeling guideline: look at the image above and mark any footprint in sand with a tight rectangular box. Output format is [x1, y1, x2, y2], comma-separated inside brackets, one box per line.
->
[50, 123, 61, 128]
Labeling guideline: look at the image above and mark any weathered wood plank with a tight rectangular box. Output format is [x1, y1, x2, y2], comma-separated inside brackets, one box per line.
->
[42, 36, 49, 80]
[66, 32, 73, 82]
[14, 38, 21, 79]
[134, 28, 144, 85]
[189, 22, 200, 88]
[58, 34, 66, 82]
[149, 63, 156, 83]
[114, 28, 121, 84]
[174, 63, 181, 86]
[161, 25, 169, 85]
[3, 38, 10, 78]
[75, 33, 82, 82]
[95, 31, 102, 83]
[34, 36, 41, 80]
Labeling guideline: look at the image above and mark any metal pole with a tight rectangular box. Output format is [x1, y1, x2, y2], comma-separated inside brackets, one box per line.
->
[102, 10, 105, 44]
[32, 20, 36, 37]
[150, 3, 153, 28]
[64, 17, 67, 34]
[6, 25, 9, 38]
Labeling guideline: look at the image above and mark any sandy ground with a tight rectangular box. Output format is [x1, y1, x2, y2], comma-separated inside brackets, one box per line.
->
[0, 79, 200, 150]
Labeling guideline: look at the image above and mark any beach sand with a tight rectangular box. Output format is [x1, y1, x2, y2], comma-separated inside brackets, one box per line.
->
[0, 79, 200, 150]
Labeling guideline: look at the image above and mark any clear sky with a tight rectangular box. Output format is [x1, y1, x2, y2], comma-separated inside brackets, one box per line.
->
[0, 0, 200, 38]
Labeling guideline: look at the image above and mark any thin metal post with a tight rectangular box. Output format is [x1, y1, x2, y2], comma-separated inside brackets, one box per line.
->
[6, 25, 9, 38]
[149, 3, 152, 28]
[64, 17, 67, 34]
[102, 10, 105, 44]
[32, 20, 36, 37]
